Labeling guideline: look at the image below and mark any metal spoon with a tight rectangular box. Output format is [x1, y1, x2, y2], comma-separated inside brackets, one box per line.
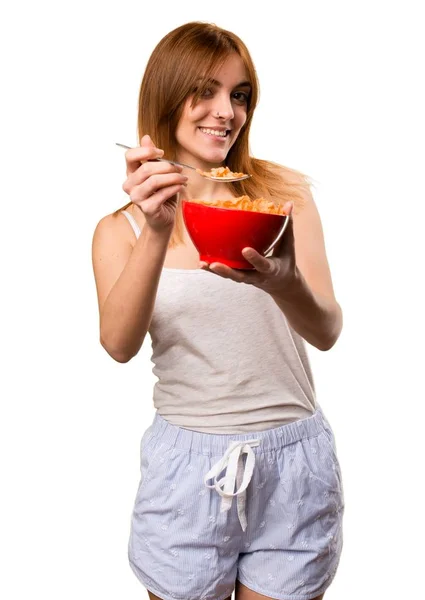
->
[115, 143, 251, 182]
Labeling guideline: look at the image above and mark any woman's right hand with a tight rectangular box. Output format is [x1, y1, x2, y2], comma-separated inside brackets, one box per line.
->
[122, 134, 188, 232]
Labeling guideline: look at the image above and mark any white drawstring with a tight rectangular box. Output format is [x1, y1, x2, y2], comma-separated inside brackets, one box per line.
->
[204, 439, 260, 531]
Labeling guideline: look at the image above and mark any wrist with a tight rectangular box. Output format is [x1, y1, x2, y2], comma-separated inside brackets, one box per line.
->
[143, 221, 174, 240]
[269, 267, 305, 302]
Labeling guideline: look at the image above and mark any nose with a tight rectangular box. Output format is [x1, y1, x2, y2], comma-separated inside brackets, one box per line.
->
[213, 93, 234, 121]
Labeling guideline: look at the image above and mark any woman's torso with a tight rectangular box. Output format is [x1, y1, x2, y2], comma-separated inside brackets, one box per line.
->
[120, 204, 316, 433]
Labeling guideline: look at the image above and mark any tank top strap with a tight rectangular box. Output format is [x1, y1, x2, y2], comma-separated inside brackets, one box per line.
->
[121, 210, 141, 240]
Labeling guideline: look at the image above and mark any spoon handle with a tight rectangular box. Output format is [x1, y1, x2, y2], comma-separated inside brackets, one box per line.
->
[155, 158, 197, 171]
[115, 143, 196, 171]
[115, 142, 250, 181]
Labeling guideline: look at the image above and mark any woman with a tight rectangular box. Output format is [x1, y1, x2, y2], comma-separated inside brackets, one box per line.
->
[92, 21, 344, 600]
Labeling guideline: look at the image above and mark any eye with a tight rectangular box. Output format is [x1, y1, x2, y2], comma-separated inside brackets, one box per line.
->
[200, 88, 214, 98]
[233, 91, 249, 104]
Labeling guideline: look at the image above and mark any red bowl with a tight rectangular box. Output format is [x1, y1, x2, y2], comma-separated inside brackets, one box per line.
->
[182, 200, 288, 270]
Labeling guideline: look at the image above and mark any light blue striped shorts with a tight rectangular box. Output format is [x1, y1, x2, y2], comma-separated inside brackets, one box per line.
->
[128, 406, 344, 600]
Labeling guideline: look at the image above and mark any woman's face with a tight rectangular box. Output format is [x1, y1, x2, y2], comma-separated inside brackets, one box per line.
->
[175, 53, 251, 167]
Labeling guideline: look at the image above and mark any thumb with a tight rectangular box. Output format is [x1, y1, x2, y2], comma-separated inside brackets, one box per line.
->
[283, 201, 294, 216]
[141, 134, 156, 148]
[272, 202, 295, 257]
[282, 203, 295, 246]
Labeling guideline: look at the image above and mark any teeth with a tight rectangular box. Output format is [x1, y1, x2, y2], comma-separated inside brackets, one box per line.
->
[199, 128, 227, 137]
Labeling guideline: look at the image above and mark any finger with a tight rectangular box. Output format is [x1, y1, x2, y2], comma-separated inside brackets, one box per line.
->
[123, 161, 183, 193]
[135, 184, 184, 215]
[284, 201, 294, 216]
[129, 173, 188, 203]
[141, 134, 155, 147]
[272, 206, 295, 258]
[125, 142, 164, 175]
[207, 262, 263, 285]
[241, 247, 276, 274]
[207, 262, 245, 281]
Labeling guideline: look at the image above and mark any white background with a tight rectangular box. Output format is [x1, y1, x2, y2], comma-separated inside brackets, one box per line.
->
[1, 1, 424, 599]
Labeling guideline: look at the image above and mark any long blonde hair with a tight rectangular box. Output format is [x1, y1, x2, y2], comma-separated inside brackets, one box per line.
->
[115, 21, 312, 247]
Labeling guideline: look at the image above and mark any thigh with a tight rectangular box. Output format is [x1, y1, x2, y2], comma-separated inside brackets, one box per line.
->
[128, 437, 238, 600]
[235, 581, 324, 599]
[237, 429, 344, 599]
[148, 594, 233, 600]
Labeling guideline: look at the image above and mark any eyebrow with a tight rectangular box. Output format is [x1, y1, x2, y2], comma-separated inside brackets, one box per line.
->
[197, 78, 252, 89]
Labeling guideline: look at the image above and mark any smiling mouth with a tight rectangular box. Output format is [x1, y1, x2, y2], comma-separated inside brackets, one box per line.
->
[198, 127, 231, 138]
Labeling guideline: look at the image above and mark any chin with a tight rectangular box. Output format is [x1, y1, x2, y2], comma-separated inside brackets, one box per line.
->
[199, 149, 228, 164]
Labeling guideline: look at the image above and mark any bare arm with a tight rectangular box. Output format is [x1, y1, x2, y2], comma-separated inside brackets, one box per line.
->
[200, 172, 342, 351]
[270, 191, 342, 350]
[270, 271, 343, 351]
[91, 135, 187, 362]
[92, 215, 173, 362]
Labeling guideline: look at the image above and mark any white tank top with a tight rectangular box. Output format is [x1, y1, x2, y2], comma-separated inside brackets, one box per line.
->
[122, 210, 316, 433]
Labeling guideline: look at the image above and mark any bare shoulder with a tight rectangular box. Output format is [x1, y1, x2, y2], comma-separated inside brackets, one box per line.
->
[269, 162, 337, 300]
[264, 160, 314, 215]
[92, 206, 145, 249]
[91, 207, 145, 312]
[268, 161, 324, 241]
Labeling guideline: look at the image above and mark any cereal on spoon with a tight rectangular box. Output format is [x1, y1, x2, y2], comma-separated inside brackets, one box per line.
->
[196, 166, 247, 179]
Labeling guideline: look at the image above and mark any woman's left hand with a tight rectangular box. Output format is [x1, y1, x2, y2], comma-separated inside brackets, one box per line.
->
[200, 201, 299, 295]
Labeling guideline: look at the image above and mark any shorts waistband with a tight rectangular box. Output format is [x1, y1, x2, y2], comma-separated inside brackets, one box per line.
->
[147, 406, 329, 457]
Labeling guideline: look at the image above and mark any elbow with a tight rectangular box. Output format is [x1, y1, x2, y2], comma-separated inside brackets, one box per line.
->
[317, 336, 339, 351]
[315, 331, 340, 351]
[318, 307, 343, 351]
[110, 351, 133, 364]
[100, 336, 136, 363]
